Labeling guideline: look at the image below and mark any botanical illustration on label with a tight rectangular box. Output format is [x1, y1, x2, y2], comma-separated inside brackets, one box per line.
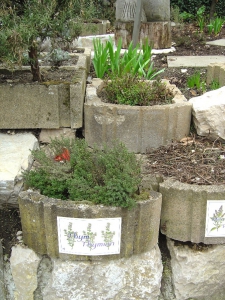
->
[57, 217, 121, 255]
[205, 200, 225, 237]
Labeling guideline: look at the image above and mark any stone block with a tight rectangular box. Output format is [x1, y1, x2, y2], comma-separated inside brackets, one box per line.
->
[0, 51, 90, 130]
[85, 79, 191, 153]
[189, 86, 225, 140]
[167, 238, 225, 300]
[0, 133, 38, 207]
[18, 190, 162, 260]
[207, 63, 225, 86]
[42, 245, 163, 300]
[10, 245, 41, 300]
[159, 178, 225, 244]
[115, 21, 171, 49]
[39, 128, 76, 143]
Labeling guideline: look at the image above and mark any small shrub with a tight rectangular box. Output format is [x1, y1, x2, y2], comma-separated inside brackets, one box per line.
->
[100, 74, 174, 106]
[23, 138, 141, 209]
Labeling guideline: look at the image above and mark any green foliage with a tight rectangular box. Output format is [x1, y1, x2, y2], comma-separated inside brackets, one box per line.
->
[196, 5, 206, 32]
[47, 49, 70, 66]
[0, 0, 96, 80]
[101, 74, 173, 106]
[187, 71, 206, 92]
[92, 37, 164, 80]
[210, 79, 220, 90]
[23, 138, 141, 209]
[171, 0, 225, 18]
[208, 17, 224, 35]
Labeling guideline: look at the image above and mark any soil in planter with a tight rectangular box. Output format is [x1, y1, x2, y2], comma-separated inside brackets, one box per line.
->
[145, 135, 225, 185]
[0, 56, 79, 85]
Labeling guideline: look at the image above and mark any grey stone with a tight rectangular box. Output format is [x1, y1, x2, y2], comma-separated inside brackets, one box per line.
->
[206, 39, 225, 47]
[189, 86, 225, 140]
[18, 190, 162, 260]
[39, 128, 76, 143]
[0, 133, 38, 207]
[159, 178, 225, 244]
[167, 238, 225, 300]
[84, 79, 191, 153]
[167, 55, 225, 67]
[207, 63, 225, 87]
[42, 245, 163, 300]
[10, 245, 41, 300]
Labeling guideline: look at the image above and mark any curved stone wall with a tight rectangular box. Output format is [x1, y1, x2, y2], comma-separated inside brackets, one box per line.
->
[18, 190, 162, 261]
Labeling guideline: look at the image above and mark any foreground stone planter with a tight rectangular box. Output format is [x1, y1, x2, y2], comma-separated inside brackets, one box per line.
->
[85, 79, 191, 153]
[18, 190, 162, 261]
[0, 48, 91, 130]
[159, 178, 225, 244]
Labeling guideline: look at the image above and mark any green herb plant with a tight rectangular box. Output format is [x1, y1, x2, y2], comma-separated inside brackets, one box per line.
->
[187, 71, 206, 92]
[100, 74, 173, 106]
[92, 37, 164, 80]
[196, 6, 206, 32]
[23, 138, 142, 209]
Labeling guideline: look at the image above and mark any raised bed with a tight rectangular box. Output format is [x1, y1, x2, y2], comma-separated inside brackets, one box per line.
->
[18, 190, 162, 261]
[0, 48, 91, 130]
[84, 78, 192, 153]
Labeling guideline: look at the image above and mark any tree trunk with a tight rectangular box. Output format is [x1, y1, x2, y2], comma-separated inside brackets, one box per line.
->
[209, 0, 218, 20]
[28, 45, 43, 82]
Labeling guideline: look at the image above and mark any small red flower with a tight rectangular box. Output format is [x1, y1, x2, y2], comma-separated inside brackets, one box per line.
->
[54, 148, 70, 161]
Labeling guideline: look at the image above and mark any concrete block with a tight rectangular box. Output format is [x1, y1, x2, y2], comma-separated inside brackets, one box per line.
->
[207, 63, 225, 87]
[39, 128, 76, 143]
[159, 178, 225, 244]
[85, 79, 191, 153]
[0, 51, 90, 130]
[18, 190, 162, 260]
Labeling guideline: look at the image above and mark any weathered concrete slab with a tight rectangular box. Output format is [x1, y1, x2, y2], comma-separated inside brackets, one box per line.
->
[0, 51, 90, 129]
[18, 190, 162, 260]
[206, 39, 225, 47]
[85, 78, 191, 153]
[39, 128, 76, 143]
[167, 55, 225, 67]
[0, 133, 38, 207]
[167, 238, 225, 300]
[159, 178, 225, 244]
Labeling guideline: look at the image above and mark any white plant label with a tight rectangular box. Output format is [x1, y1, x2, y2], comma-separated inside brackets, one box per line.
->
[205, 200, 225, 237]
[57, 216, 122, 255]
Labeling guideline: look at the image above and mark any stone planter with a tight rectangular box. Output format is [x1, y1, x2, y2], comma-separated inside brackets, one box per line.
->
[18, 190, 162, 261]
[0, 48, 91, 130]
[80, 20, 110, 36]
[84, 78, 192, 153]
[159, 178, 225, 244]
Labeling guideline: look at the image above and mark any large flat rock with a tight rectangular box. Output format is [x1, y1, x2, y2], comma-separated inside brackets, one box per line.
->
[167, 56, 225, 67]
[206, 39, 225, 47]
[0, 133, 38, 207]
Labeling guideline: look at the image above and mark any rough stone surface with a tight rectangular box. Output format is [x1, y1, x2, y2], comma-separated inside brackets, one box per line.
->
[42, 245, 163, 300]
[167, 55, 225, 67]
[0, 133, 38, 207]
[159, 178, 225, 244]
[189, 86, 225, 140]
[167, 238, 225, 300]
[10, 245, 41, 300]
[0, 52, 89, 130]
[207, 63, 225, 87]
[18, 190, 162, 260]
[85, 79, 191, 153]
[39, 128, 76, 143]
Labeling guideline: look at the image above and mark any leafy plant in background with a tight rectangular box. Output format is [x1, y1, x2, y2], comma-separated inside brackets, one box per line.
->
[92, 37, 164, 80]
[196, 5, 206, 32]
[208, 17, 224, 35]
[210, 79, 220, 90]
[23, 138, 141, 209]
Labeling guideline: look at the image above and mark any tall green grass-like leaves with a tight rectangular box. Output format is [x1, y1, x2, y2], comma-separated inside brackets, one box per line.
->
[92, 38, 110, 78]
[209, 17, 224, 35]
[92, 37, 164, 79]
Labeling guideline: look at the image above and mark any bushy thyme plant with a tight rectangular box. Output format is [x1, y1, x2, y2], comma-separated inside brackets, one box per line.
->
[23, 138, 141, 209]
